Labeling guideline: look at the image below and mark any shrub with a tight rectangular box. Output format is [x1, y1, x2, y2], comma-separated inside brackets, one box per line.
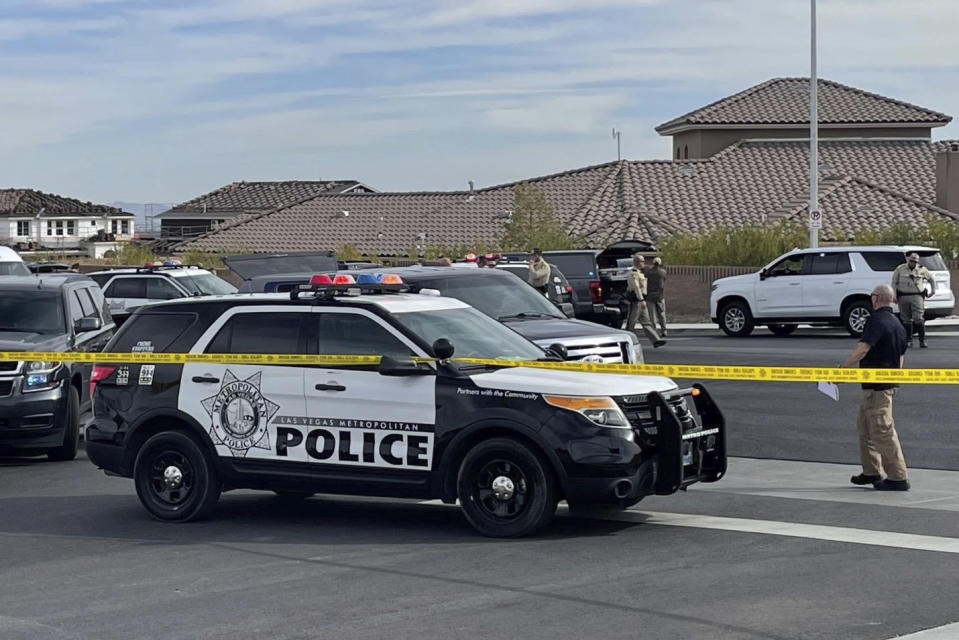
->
[659, 222, 808, 267]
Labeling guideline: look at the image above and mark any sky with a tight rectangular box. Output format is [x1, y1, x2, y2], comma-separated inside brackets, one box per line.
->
[2, 0, 959, 205]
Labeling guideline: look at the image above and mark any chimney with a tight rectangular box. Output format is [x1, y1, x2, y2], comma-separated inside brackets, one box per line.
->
[936, 142, 959, 212]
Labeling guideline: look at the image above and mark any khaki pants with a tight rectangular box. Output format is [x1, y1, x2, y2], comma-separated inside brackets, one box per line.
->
[648, 297, 667, 335]
[898, 294, 924, 324]
[627, 301, 662, 344]
[856, 389, 908, 481]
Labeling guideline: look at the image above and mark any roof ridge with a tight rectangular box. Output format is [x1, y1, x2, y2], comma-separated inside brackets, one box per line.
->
[816, 78, 952, 122]
[845, 176, 959, 220]
[475, 159, 621, 193]
[655, 78, 782, 132]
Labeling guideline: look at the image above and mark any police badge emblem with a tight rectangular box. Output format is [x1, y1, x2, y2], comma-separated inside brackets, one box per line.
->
[201, 370, 279, 456]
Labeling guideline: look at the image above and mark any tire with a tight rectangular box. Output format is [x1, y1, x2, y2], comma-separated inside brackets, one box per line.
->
[457, 437, 558, 538]
[719, 300, 755, 337]
[843, 299, 872, 337]
[48, 386, 80, 461]
[767, 323, 797, 337]
[134, 431, 220, 522]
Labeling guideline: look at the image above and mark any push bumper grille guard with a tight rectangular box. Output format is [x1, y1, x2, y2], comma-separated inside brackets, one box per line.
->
[647, 384, 726, 495]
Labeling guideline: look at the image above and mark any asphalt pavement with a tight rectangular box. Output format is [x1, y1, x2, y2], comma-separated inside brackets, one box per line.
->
[2, 329, 959, 640]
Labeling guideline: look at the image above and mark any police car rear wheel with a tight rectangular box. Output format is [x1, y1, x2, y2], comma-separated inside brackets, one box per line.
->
[457, 438, 557, 538]
[134, 431, 220, 522]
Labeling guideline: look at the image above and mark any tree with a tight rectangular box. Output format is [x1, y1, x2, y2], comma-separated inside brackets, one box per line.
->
[499, 183, 578, 251]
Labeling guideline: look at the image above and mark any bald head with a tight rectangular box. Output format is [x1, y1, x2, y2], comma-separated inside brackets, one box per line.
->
[872, 284, 895, 308]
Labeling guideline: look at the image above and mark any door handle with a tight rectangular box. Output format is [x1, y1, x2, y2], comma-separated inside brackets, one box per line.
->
[315, 383, 346, 392]
[192, 375, 220, 384]
[833, 281, 844, 285]
[789, 282, 800, 286]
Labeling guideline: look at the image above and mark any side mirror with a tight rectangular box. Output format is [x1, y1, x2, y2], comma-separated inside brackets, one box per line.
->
[759, 269, 767, 281]
[74, 317, 102, 333]
[432, 338, 454, 360]
[547, 342, 568, 360]
[377, 355, 433, 377]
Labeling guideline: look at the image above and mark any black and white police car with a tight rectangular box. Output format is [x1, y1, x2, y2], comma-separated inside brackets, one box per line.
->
[86, 274, 726, 537]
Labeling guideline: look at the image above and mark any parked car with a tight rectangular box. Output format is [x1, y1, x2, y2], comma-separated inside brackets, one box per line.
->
[27, 261, 72, 274]
[87, 263, 237, 325]
[0, 274, 115, 459]
[0, 246, 30, 276]
[86, 280, 725, 536]
[710, 245, 955, 337]
[495, 261, 576, 317]
[229, 258, 644, 363]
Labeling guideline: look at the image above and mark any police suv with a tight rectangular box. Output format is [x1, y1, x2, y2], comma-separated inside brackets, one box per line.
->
[86, 274, 726, 537]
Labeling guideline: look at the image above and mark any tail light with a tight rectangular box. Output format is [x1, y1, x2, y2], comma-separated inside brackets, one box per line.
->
[90, 365, 117, 397]
[588, 280, 602, 303]
[566, 285, 573, 294]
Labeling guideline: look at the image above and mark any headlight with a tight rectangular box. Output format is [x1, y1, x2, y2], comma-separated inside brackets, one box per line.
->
[544, 395, 630, 428]
[23, 361, 61, 393]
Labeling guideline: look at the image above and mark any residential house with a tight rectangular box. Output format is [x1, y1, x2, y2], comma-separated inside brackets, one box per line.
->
[156, 180, 376, 237]
[0, 189, 135, 251]
[180, 78, 959, 256]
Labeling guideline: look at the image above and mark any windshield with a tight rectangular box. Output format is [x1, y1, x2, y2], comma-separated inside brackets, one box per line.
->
[0, 261, 31, 276]
[0, 291, 64, 333]
[392, 307, 544, 361]
[419, 274, 563, 320]
[176, 274, 238, 296]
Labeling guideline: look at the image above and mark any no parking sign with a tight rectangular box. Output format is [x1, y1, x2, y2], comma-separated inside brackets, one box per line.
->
[808, 209, 822, 229]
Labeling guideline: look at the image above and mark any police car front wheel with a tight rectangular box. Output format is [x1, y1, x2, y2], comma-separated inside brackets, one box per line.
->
[134, 431, 221, 522]
[457, 438, 558, 538]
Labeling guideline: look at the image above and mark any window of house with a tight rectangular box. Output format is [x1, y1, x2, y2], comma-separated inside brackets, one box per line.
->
[46, 221, 53, 236]
[206, 312, 305, 354]
[675, 148, 680, 159]
[684, 145, 689, 159]
[16, 221, 29, 236]
[66, 220, 76, 236]
[111, 220, 118, 234]
[121, 220, 130, 234]
[54, 221, 64, 236]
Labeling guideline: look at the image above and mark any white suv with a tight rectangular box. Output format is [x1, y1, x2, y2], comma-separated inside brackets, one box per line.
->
[711, 245, 955, 337]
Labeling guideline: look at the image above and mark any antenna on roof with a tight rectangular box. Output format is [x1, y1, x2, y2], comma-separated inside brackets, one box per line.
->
[612, 128, 622, 161]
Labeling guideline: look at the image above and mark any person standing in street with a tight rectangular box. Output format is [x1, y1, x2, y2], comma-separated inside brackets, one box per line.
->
[528, 248, 550, 295]
[645, 257, 668, 337]
[840, 284, 909, 491]
[891, 251, 936, 348]
[626, 253, 666, 348]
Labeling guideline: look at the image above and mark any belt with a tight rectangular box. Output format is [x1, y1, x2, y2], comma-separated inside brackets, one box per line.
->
[897, 291, 922, 297]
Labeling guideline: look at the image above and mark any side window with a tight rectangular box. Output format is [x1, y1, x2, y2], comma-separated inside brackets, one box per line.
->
[803, 252, 845, 275]
[317, 313, 412, 359]
[767, 255, 804, 277]
[206, 312, 304, 354]
[860, 252, 905, 272]
[835, 252, 852, 274]
[88, 273, 113, 287]
[85, 286, 113, 323]
[75, 288, 97, 317]
[146, 278, 184, 300]
[105, 277, 147, 298]
[112, 312, 197, 352]
[67, 291, 86, 323]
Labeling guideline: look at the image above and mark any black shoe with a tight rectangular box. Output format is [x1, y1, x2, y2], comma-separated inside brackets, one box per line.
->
[907, 339, 914, 348]
[661, 330, 668, 337]
[919, 340, 928, 348]
[653, 339, 666, 348]
[874, 479, 910, 491]
[850, 473, 881, 486]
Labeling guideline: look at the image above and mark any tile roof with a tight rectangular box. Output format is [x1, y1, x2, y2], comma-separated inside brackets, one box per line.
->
[160, 180, 371, 219]
[656, 78, 952, 133]
[0, 189, 130, 218]
[181, 137, 959, 255]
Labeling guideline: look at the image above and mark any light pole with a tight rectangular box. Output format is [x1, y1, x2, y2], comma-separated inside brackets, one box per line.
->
[612, 128, 622, 161]
[808, 0, 820, 248]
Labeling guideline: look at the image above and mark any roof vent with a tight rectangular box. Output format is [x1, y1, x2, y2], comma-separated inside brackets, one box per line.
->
[675, 164, 696, 177]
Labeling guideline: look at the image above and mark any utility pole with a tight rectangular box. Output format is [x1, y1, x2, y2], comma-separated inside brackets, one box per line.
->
[611, 128, 622, 161]
[808, 0, 820, 248]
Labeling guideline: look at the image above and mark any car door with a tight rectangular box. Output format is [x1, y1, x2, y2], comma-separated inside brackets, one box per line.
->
[754, 253, 805, 317]
[800, 252, 853, 317]
[301, 308, 437, 473]
[179, 309, 306, 461]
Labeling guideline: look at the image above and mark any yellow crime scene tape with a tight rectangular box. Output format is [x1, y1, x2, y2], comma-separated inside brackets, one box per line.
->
[3, 352, 959, 384]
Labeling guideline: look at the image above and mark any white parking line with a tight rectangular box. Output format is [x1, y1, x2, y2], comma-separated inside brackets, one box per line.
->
[890, 622, 959, 639]
[599, 510, 959, 555]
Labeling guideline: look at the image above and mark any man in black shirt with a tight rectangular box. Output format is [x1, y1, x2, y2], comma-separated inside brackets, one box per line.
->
[840, 284, 909, 490]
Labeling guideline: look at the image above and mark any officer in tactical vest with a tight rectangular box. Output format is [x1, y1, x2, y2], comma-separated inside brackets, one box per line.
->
[891, 252, 936, 348]
[626, 253, 666, 348]
[528, 248, 550, 294]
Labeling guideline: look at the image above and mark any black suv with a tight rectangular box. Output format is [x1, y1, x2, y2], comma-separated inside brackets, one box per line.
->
[86, 284, 725, 537]
[0, 275, 115, 459]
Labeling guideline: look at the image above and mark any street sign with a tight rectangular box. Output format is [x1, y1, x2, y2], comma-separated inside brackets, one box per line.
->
[808, 209, 822, 229]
